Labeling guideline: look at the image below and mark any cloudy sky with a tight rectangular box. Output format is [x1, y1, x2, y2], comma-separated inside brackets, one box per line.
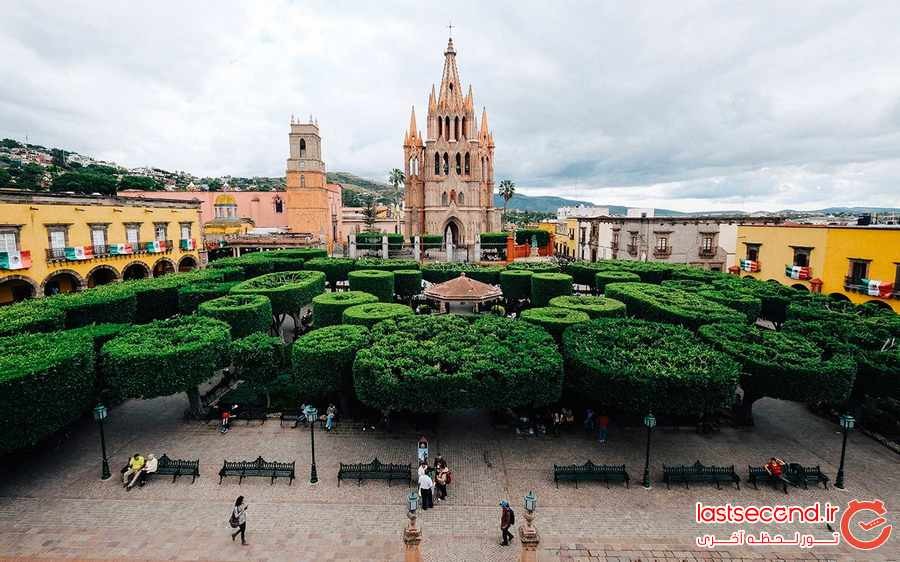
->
[2, 1, 900, 211]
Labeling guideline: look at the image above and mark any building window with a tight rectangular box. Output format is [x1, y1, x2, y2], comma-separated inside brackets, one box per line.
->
[180, 223, 192, 240]
[848, 260, 869, 283]
[464, 152, 470, 175]
[612, 231, 620, 246]
[438, 117, 443, 139]
[443, 153, 449, 175]
[630, 233, 638, 246]
[0, 229, 18, 253]
[656, 236, 668, 250]
[434, 152, 440, 175]
[299, 138, 306, 158]
[441, 192, 448, 206]
[745, 243, 760, 262]
[300, 175, 305, 187]
[792, 247, 812, 267]
[455, 153, 462, 175]
[154, 223, 168, 241]
[701, 235, 714, 251]
[47, 226, 68, 250]
[274, 196, 284, 213]
[90, 226, 107, 250]
[125, 224, 140, 245]
[457, 191, 464, 205]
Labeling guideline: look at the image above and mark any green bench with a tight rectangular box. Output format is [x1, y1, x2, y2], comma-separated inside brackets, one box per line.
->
[554, 461, 630, 489]
[218, 456, 295, 485]
[663, 461, 740, 490]
[337, 457, 412, 487]
[151, 455, 200, 483]
[748, 463, 829, 492]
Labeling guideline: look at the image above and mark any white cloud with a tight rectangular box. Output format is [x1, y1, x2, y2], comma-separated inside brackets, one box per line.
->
[2, 0, 900, 211]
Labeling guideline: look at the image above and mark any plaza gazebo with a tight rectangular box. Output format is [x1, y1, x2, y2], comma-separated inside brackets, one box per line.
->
[424, 273, 503, 314]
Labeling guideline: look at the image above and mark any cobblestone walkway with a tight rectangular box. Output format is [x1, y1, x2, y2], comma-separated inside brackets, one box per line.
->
[0, 395, 896, 561]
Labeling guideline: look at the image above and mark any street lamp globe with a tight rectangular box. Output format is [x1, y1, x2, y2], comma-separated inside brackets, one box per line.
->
[840, 414, 855, 431]
[93, 404, 108, 421]
[407, 491, 419, 513]
[305, 405, 318, 422]
[524, 491, 537, 513]
[643, 413, 656, 429]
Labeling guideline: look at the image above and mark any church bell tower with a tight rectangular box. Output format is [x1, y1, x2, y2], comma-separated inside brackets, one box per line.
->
[285, 116, 331, 244]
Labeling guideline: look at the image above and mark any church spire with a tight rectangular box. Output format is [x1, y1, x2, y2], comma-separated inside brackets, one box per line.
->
[438, 37, 463, 109]
[408, 106, 417, 136]
[480, 106, 490, 136]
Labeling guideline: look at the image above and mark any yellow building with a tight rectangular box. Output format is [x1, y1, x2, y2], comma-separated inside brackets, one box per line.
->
[0, 190, 203, 304]
[736, 224, 900, 312]
[554, 218, 579, 258]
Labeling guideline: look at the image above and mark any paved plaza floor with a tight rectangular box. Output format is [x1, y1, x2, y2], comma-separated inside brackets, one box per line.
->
[0, 393, 896, 562]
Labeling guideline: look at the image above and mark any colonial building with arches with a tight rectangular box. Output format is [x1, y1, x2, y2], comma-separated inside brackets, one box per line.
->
[0, 191, 202, 304]
[403, 37, 501, 246]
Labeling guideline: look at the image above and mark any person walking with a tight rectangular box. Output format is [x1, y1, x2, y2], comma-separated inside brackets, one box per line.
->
[597, 413, 610, 444]
[499, 500, 515, 546]
[229, 496, 248, 545]
[325, 403, 337, 431]
[435, 464, 450, 501]
[418, 471, 434, 510]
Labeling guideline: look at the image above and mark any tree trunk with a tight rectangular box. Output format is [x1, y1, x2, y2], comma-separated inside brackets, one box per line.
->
[186, 386, 203, 418]
[733, 390, 760, 426]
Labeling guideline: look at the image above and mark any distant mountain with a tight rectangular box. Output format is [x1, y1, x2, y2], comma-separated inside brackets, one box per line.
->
[494, 194, 593, 211]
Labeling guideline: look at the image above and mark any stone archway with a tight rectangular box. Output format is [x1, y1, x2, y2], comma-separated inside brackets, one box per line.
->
[828, 292, 851, 302]
[42, 269, 85, 296]
[865, 299, 893, 311]
[122, 261, 151, 281]
[442, 217, 464, 247]
[0, 275, 39, 304]
[86, 264, 120, 288]
[152, 258, 176, 277]
[178, 255, 198, 272]
[791, 283, 809, 292]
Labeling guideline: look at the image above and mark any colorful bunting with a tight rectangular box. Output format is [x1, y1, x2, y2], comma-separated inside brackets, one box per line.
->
[180, 238, 196, 250]
[0, 250, 31, 270]
[64, 246, 93, 261]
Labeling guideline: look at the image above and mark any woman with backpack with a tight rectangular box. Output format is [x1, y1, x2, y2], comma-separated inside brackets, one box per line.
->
[229, 496, 248, 545]
[499, 500, 515, 546]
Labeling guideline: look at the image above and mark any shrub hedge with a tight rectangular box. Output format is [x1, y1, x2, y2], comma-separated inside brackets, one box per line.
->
[0, 298, 65, 336]
[312, 291, 379, 327]
[594, 271, 640, 293]
[480, 231, 509, 247]
[548, 295, 626, 319]
[348, 269, 395, 302]
[660, 279, 713, 291]
[124, 273, 205, 323]
[353, 314, 563, 412]
[515, 228, 550, 247]
[232, 332, 288, 389]
[531, 272, 573, 307]
[292, 324, 370, 398]
[342, 302, 414, 329]
[520, 306, 591, 341]
[208, 254, 275, 280]
[696, 289, 762, 323]
[261, 248, 326, 261]
[605, 282, 741, 330]
[0, 330, 95, 452]
[230, 270, 326, 317]
[506, 261, 561, 273]
[356, 231, 403, 250]
[418, 234, 444, 249]
[394, 269, 423, 300]
[48, 283, 137, 328]
[500, 270, 533, 301]
[198, 294, 272, 338]
[354, 258, 419, 272]
[698, 322, 856, 407]
[101, 316, 231, 400]
[420, 262, 503, 285]
[177, 282, 237, 315]
[563, 318, 740, 415]
[304, 257, 356, 288]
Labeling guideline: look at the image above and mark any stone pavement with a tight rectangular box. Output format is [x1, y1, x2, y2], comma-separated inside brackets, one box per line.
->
[0, 394, 897, 562]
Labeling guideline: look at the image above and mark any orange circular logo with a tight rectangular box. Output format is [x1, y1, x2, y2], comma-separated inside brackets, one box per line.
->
[840, 499, 892, 551]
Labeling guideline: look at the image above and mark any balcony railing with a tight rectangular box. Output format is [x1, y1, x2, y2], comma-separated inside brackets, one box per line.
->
[46, 240, 173, 263]
[698, 247, 716, 258]
[653, 247, 672, 258]
[844, 275, 899, 299]
[627, 244, 638, 256]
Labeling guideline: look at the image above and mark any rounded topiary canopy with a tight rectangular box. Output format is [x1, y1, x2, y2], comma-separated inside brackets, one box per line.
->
[0, 330, 94, 451]
[531, 272, 573, 307]
[353, 314, 563, 412]
[393, 269, 423, 299]
[230, 270, 326, 316]
[0, 299, 64, 337]
[177, 281, 237, 315]
[605, 282, 741, 330]
[101, 315, 232, 399]
[208, 254, 275, 280]
[548, 295, 626, 319]
[48, 283, 137, 328]
[262, 248, 326, 261]
[198, 293, 273, 338]
[348, 269, 395, 302]
[506, 261, 561, 273]
[312, 290, 378, 327]
[304, 257, 355, 288]
[594, 271, 640, 294]
[563, 317, 740, 415]
[696, 289, 761, 323]
[342, 302, 413, 329]
[520, 306, 591, 340]
[500, 269, 533, 301]
[354, 258, 419, 272]
[292, 324, 370, 398]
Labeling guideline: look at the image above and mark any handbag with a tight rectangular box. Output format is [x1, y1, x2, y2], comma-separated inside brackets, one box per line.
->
[229, 510, 240, 529]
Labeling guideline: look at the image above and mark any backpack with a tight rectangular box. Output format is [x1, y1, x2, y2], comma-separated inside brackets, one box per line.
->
[229, 512, 240, 528]
[508, 508, 515, 525]
[445, 470, 452, 485]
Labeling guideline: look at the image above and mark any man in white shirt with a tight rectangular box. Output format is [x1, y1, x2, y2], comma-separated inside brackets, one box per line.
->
[418, 472, 434, 510]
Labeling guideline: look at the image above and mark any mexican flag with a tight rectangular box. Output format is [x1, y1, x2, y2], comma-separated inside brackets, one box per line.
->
[862, 279, 894, 298]
[784, 265, 811, 280]
[180, 238, 196, 250]
[0, 250, 31, 270]
[740, 259, 760, 272]
[109, 243, 134, 255]
[145, 241, 162, 253]
[64, 246, 93, 260]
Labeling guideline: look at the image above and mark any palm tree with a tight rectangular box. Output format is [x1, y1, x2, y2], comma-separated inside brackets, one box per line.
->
[361, 195, 378, 231]
[498, 179, 516, 226]
[388, 168, 405, 234]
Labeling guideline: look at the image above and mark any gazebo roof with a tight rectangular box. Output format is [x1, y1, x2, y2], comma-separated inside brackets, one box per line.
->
[423, 272, 502, 303]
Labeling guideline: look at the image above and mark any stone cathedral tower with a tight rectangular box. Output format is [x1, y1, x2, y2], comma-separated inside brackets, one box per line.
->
[403, 37, 500, 246]
[285, 117, 332, 245]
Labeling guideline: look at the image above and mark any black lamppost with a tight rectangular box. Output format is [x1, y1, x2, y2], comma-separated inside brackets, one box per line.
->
[642, 413, 656, 489]
[93, 404, 111, 480]
[835, 414, 855, 489]
[304, 405, 319, 484]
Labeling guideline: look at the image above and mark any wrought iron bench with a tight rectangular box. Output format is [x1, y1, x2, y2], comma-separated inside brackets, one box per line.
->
[218, 456, 295, 485]
[337, 457, 412, 487]
[663, 461, 740, 490]
[150, 455, 200, 483]
[233, 406, 268, 424]
[553, 461, 630, 489]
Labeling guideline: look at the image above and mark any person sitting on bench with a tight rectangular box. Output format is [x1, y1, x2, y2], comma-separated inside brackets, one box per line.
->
[128, 453, 158, 489]
[122, 453, 145, 488]
[765, 457, 785, 478]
